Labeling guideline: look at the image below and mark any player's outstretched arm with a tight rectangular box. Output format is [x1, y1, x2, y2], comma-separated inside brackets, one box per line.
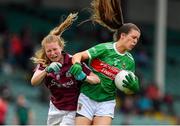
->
[74, 71, 100, 84]
[31, 69, 47, 86]
[31, 62, 62, 86]
[72, 51, 89, 64]
[70, 51, 100, 84]
[86, 72, 100, 84]
[70, 51, 89, 76]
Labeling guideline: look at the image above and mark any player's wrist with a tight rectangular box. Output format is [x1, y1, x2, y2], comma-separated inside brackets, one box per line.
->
[82, 74, 87, 81]
[74, 62, 81, 66]
[75, 71, 87, 81]
[45, 66, 50, 73]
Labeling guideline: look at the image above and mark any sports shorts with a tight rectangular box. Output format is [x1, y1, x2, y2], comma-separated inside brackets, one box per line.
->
[47, 101, 76, 125]
[76, 93, 116, 120]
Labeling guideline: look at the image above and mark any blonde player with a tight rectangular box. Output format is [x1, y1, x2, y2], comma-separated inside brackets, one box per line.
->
[31, 13, 100, 125]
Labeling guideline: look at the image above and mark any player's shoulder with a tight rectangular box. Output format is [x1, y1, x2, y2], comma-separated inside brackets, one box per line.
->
[95, 41, 114, 49]
[125, 52, 134, 61]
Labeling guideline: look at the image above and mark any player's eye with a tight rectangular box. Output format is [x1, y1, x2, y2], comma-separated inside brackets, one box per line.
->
[46, 50, 51, 53]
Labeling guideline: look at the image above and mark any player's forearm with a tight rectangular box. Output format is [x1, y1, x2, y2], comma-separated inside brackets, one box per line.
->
[85, 76, 100, 84]
[85, 72, 100, 84]
[72, 53, 83, 64]
[72, 51, 89, 64]
[31, 69, 47, 86]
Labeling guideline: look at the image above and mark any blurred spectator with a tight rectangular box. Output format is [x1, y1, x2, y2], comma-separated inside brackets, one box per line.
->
[135, 92, 153, 115]
[163, 93, 175, 115]
[0, 82, 10, 125]
[9, 34, 23, 68]
[120, 96, 135, 114]
[120, 96, 135, 125]
[145, 83, 162, 112]
[13, 95, 33, 125]
[0, 96, 8, 125]
[0, 82, 13, 102]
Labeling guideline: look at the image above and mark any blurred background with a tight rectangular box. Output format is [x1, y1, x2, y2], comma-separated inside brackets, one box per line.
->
[0, 0, 180, 125]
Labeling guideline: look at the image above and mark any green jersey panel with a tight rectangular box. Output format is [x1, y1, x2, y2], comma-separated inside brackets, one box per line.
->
[81, 42, 135, 102]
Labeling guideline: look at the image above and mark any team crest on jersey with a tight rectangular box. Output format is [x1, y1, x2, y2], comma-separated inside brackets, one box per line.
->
[122, 63, 126, 69]
[113, 58, 121, 66]
[56, 74, 60, 80]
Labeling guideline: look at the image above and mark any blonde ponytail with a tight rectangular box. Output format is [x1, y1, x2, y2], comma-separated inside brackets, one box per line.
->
[31, 13, 78, 66]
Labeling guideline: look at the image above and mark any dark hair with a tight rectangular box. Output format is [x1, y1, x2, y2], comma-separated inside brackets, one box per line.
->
[114, 23, 141, 41]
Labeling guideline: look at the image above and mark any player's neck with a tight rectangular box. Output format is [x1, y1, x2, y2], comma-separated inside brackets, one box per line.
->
[115, 42, 126, 54]
[59, 56, 64, 64]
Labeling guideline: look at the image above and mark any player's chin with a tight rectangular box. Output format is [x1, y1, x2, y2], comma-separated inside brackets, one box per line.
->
[50, 58, 59, 62]
[128, 46, 134, 51]
[127, 48, 132, 51]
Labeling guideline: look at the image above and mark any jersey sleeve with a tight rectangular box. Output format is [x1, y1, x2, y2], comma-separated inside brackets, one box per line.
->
[87, 43, 107, 59]
[81, 62, 91, 76]
[126, 52, 136, 72]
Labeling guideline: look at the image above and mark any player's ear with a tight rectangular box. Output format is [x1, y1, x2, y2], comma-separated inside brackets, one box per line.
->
[120, 33, 126, 39]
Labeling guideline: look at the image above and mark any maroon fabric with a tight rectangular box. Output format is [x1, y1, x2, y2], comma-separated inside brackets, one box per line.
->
[36, 52, 91, 110]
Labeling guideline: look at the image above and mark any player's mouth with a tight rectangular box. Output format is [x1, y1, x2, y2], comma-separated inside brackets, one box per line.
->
[50, 56, 58, 61]
[130, 45, 135, 49]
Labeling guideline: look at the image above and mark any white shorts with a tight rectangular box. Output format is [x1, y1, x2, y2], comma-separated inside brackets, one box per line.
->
[47, 101, 76, 125]
[76, 93, 116, 121]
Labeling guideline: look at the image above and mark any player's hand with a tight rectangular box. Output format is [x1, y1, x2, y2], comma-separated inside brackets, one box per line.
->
[122, 73, 140, 93]
[69, 62, 82, 76]
[74, 71, 87, 81]
[45, 62, 62, 74]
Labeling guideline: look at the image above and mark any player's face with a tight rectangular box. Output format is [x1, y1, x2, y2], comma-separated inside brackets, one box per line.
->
[123, 29, 140, 51]
[44, 41, 63, 62]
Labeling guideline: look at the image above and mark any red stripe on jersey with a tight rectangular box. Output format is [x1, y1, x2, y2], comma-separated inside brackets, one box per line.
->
[90, 58, 121, 80]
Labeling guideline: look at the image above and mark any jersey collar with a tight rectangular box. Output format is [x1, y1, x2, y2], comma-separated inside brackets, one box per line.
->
[62, 51, 72, 65]
[113, 42, 127, 56]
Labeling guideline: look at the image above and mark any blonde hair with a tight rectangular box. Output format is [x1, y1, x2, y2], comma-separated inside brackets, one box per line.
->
[31, 13, 78, 67]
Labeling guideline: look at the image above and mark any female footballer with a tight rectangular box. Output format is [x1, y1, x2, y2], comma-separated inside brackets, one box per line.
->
[69, 0, 141, 125]
[30, 13, 100, 125]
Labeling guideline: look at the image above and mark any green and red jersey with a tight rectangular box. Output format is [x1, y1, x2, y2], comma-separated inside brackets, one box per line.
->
[80, 42, 135, 102]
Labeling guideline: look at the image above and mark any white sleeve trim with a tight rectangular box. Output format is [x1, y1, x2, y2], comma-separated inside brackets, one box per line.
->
[86, 50, 92, 59]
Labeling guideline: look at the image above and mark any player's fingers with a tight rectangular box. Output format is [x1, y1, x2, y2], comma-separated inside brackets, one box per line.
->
[128, 73, 133, 81]
[75, 69, 82, 76]
[55, 64, 60, 70]
[125, 75, 131, 83]
[69, 66, 75, 74]
[57, 63, 62, 68]
[122, 80, 129, 87]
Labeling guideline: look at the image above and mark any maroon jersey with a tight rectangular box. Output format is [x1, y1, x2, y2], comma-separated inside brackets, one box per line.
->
[36, 52, 91, 111]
